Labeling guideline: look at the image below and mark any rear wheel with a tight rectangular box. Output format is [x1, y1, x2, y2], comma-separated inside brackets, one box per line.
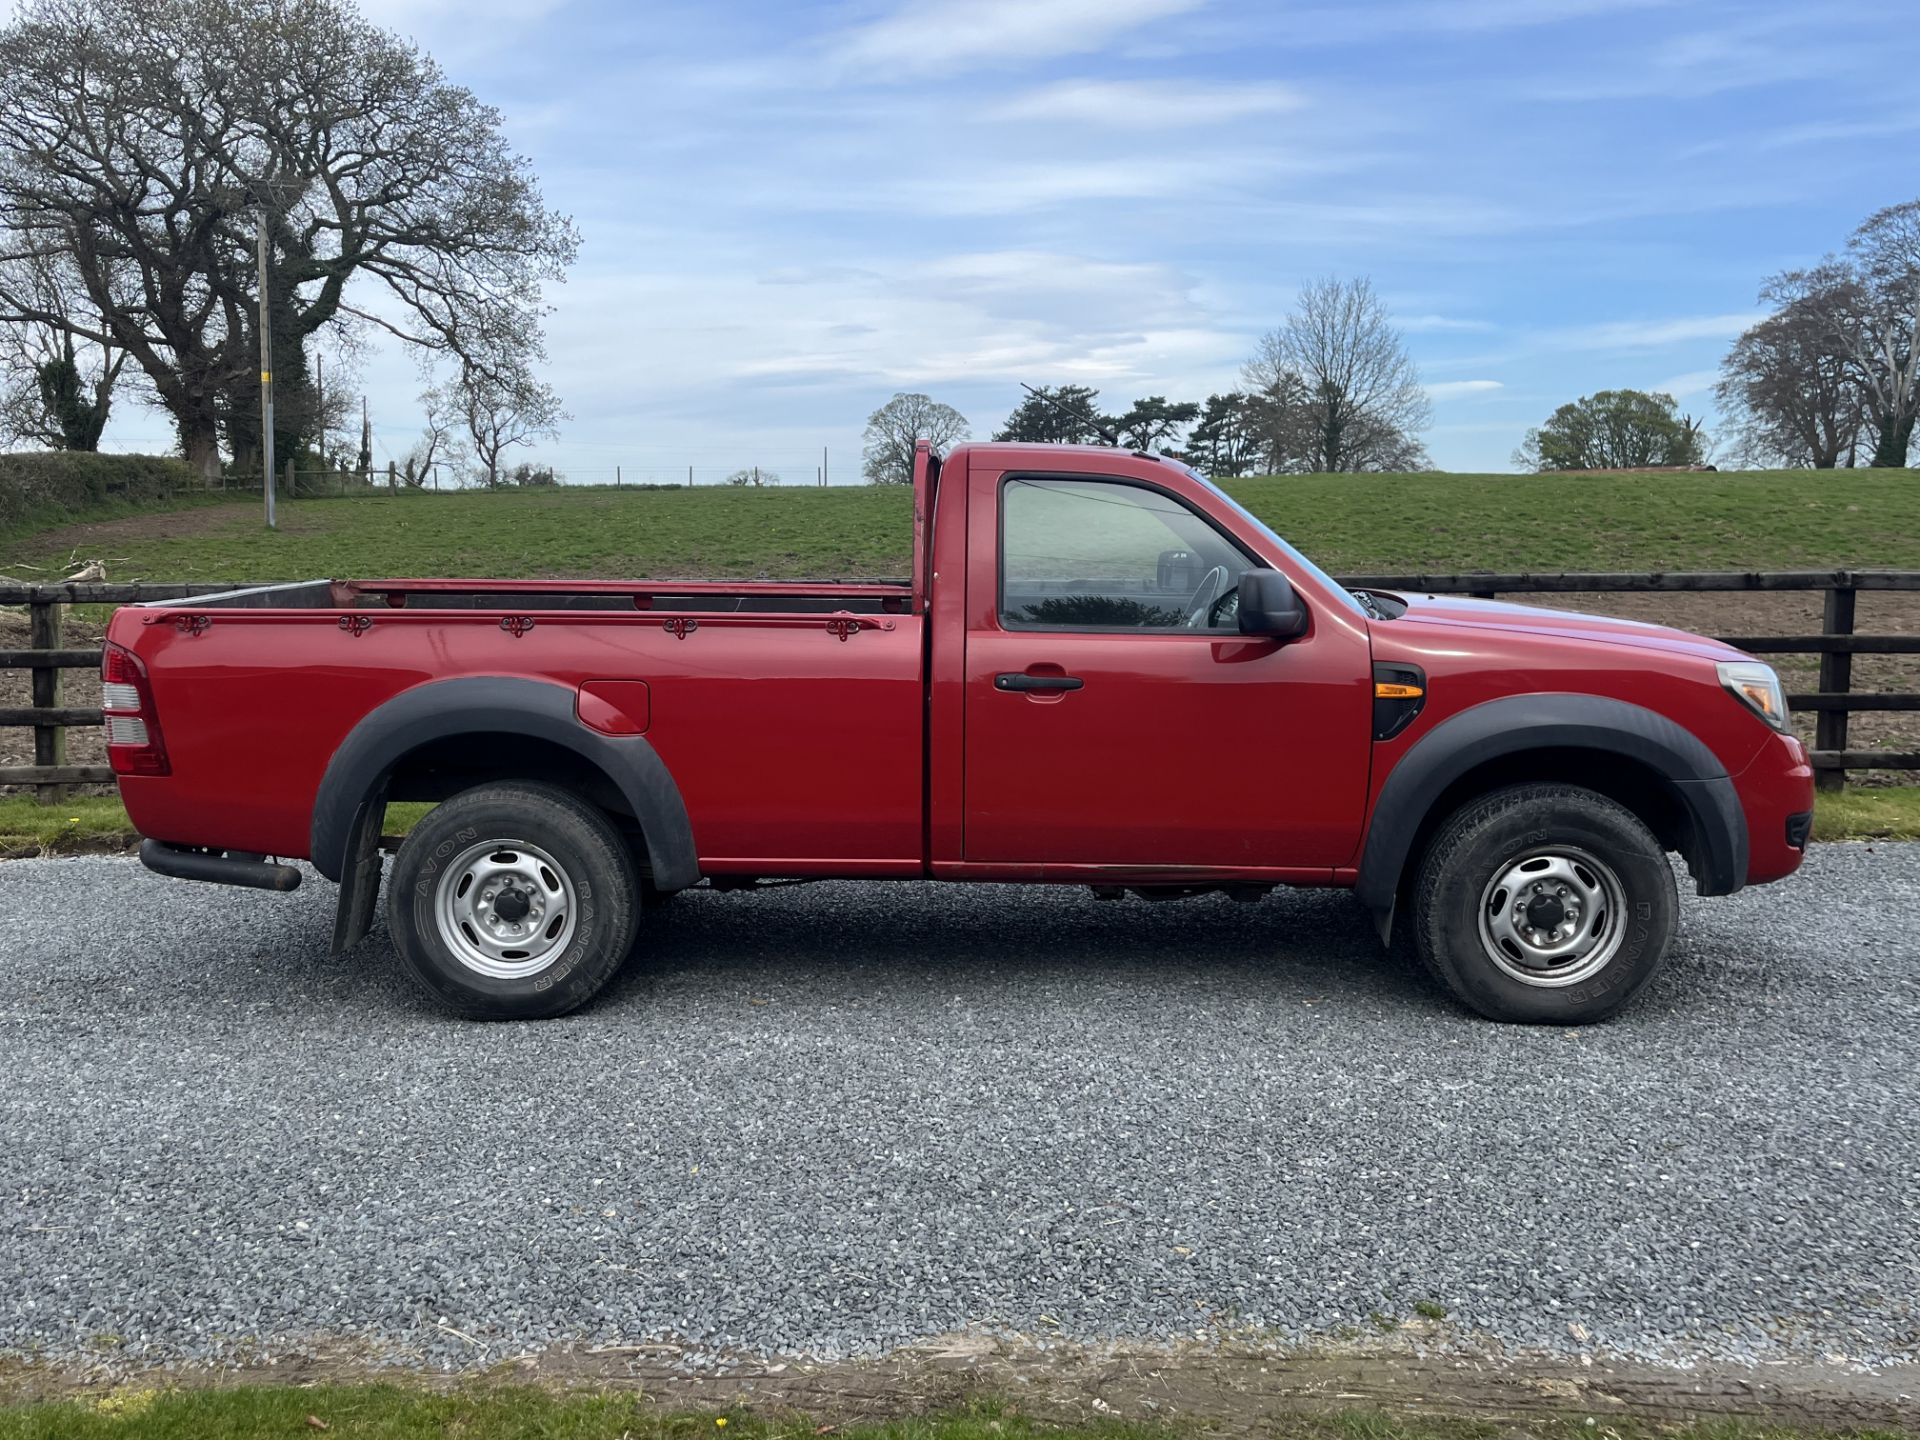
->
[388, 782, 640, 1019]
[1412, 783, 1677, 1024]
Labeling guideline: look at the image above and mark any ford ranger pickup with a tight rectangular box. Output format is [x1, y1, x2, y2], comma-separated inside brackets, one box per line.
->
[104, 441, 1814, 1023]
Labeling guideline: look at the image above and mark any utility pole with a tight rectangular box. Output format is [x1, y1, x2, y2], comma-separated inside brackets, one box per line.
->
[256, 207, 276, 529]
[616, 464, 622, 489]
[315, 353, 325, 485]
[688, 464, 693, 488]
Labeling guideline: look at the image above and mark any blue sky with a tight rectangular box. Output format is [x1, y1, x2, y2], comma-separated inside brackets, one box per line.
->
[96, 0, 1920, 476]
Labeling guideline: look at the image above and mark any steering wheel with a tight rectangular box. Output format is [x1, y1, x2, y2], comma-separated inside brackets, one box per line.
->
[1182, 565, 1232, 630]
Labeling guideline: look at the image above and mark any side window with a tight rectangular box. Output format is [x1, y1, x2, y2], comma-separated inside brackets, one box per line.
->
[1000, 478, 1254, 631]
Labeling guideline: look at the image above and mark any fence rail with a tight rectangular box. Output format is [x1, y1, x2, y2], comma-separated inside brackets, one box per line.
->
[5, 571, 1918, 800]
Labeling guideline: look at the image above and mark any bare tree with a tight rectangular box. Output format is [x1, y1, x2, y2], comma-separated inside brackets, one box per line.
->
[724, 467, 780, 487]
[1842, 201, 1920, 466]
[0, 248, 129, 448]
[398, 381, 463, 487]
[1242, 277, 1432, 473]
[1762, 202, 1920, 469]
[458, 362, 561, 489]
[862, 392, 969, 484]
[1717, 297, 1865, 468]
[0, 0, 577, 481]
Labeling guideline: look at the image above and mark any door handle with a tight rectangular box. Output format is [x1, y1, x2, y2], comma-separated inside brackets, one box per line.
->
[995, 672, 1084, 692]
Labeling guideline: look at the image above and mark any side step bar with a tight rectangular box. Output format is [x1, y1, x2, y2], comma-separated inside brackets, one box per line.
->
[139, 839, 302, 892]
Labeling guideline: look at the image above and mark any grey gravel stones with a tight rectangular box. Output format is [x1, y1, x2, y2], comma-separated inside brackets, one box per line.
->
[1, 845, 1915, 1369]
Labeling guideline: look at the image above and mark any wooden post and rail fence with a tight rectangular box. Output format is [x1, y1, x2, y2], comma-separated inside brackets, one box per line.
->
[4, 571, 1919, 803]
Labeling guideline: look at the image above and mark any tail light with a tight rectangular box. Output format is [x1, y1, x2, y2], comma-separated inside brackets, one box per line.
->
[101, 641, 169, 776]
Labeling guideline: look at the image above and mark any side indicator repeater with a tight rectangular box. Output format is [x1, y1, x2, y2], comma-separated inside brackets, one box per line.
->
[1372, 663, 1428, 742]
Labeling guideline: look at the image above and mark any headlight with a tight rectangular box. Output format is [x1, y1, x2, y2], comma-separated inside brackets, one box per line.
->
[1717, 661, 1789, 731]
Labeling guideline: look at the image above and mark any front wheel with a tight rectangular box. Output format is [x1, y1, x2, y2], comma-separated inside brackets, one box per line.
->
[1412, 783, 1678, 1024]
[387, 782, 640, 1019]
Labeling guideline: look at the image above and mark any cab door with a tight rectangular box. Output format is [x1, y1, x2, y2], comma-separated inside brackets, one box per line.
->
[961, 468, 1373, 871]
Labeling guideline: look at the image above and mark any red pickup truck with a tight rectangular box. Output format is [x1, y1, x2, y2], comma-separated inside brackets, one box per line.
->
[104, 442, 1813, 1024]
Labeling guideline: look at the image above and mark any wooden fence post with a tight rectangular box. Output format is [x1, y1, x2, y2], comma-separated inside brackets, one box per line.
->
[1815, 580, 1857, 793]
[29, 595, 65, 805]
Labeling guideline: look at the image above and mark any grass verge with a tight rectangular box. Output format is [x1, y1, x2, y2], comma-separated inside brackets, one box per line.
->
[3, 790, 1915, 858]
[0, 794, 141, 857]
[7, 469, 1920, 583]
[1809, 785, 1920, 841]
[0, 1387, 1907, 1440]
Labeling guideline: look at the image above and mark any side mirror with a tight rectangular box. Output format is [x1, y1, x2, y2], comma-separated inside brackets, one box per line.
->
[1237, 569, 1309, 639]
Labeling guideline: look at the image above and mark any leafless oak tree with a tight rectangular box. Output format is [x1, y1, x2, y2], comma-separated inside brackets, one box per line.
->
[1242, 277, 1432, 473]
[0, 0, 577, 480]
[862, 392, 969, 484]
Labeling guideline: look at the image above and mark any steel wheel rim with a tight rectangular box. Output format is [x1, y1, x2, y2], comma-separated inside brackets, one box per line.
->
[434, 838, 578, 979]
[1476, 845, 1627, 988]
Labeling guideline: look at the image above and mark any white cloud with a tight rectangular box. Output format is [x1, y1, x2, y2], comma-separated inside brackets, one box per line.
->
[537, 245, 1243, 422]
[1752, 112, 1920, 151]
[1652, 369, 1721, 399]
[1554, 313, 1762, 350]
[1425, 379, 1505, 398]
[875, 153, 1276, 216]
[1233, 0, 1674, 48]
[1531, 13, 1866, 101]
[987, 78, 1304, 128]
[356, 0, 567, 47]
[829, 0, 1206, 78]
[1398, 313, 1497, 333]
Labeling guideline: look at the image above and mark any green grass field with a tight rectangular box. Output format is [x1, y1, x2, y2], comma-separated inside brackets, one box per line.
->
[0, 1386, 1903, 1440]
[5, 468, 1918, 583]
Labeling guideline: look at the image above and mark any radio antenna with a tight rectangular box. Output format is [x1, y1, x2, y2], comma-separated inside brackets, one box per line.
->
[1020, 382, 1119, 447]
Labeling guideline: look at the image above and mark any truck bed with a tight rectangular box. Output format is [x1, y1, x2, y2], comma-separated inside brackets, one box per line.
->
[115, 576, 928, 873]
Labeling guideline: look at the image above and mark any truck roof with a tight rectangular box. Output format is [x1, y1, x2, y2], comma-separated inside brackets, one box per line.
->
[946, 440, 1185, 470]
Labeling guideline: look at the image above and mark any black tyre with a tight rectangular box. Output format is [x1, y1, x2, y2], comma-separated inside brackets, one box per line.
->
[387, 782, 640, 1019]
[1411, 783, 1677, 1024]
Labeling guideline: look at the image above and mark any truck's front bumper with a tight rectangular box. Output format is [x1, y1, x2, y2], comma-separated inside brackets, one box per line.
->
[1733, 731, 1817, 886]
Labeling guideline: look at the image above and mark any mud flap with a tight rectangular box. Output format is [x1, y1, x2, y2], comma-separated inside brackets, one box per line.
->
[1369, 898, 1395, 948]
[329, 788, 387, 955]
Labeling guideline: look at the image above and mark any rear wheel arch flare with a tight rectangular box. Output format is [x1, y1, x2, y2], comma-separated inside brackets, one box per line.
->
[309, 676, 698, 892]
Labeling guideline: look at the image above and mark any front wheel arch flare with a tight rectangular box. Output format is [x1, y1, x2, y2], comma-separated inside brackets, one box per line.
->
[1355, 693, 1747, 932]
[309, 675, 699, 892]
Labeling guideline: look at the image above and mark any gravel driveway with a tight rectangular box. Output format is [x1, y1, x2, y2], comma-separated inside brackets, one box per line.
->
[1, 846, 1916, 1370]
